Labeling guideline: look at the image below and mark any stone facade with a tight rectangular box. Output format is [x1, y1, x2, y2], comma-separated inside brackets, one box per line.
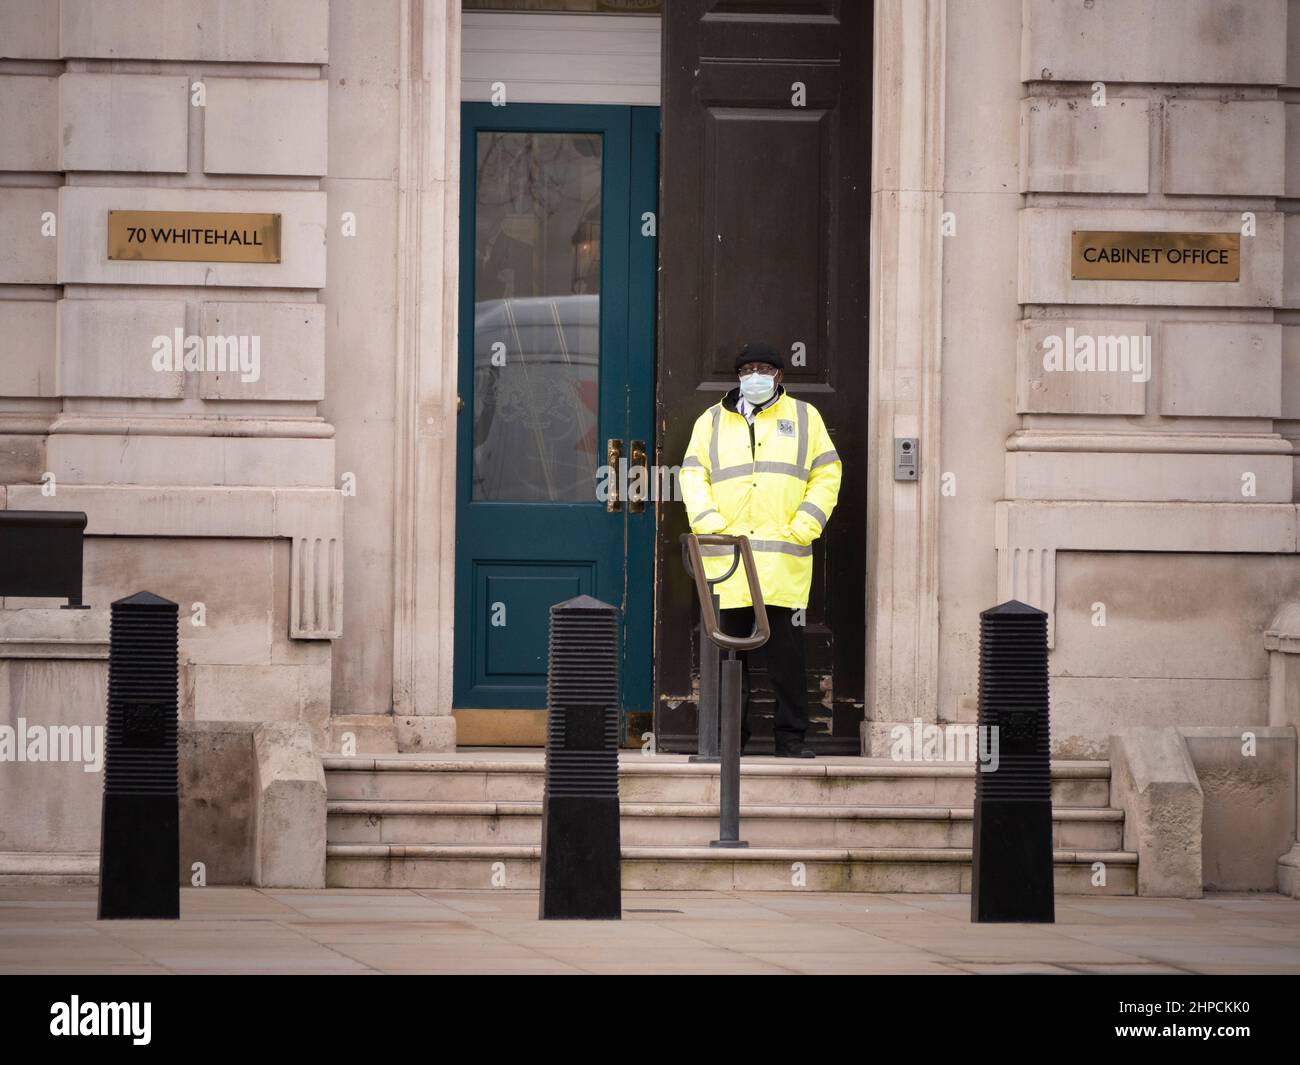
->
[0, 0, 1296, 892]
[0, 0, 344, 883]
[932, 0, 1300, 757]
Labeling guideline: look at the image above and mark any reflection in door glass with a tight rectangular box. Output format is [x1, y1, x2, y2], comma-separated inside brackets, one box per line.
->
[473, 131, 603, 502]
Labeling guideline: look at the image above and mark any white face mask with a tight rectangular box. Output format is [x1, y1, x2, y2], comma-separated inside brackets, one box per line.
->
[739, 372, 776, 405]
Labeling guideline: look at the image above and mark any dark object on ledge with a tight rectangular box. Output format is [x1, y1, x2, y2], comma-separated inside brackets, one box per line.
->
[0, 510, 90, 607]
[98, 591, 179, 920]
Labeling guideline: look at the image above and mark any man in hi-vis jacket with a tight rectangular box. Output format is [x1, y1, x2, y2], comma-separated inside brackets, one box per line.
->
[679, 341, 842, 758]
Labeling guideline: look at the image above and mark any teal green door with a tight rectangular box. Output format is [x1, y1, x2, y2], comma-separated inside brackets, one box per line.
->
[454, 103, 658, 737]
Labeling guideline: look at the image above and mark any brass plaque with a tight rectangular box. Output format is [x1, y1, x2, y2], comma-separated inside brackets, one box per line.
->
[1071, 230, 1239, 282]
[107, 211, 281, 263]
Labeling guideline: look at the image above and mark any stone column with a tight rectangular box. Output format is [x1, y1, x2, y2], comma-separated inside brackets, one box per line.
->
[389, 0, 461, 751]
[864, 0, 947, 751]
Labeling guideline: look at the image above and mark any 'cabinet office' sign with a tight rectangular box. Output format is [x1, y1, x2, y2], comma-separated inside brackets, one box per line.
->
[1071, 230, 1239, 282]
[107, 211, 281, 264]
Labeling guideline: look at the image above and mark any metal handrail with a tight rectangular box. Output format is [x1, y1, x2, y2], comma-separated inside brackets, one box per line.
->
[679, 532, 770, 848]
[680, 532, 741, 584]
[680, 534, 771, 652]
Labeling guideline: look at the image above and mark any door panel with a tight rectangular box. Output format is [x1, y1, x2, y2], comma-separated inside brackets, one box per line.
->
[455, 103, 658, 735]
[475, 564, 593, 683]
[655, 0, 870, 752]
[704, 107, 827, 369]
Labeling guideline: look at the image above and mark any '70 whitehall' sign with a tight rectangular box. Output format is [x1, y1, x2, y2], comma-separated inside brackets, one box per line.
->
[107, 210, 282, 264]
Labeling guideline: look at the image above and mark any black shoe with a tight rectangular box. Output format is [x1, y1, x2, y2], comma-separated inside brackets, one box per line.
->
[774, 741, 815, 759]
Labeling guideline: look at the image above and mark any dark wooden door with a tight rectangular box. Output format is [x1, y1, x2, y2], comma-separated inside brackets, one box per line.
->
[654, 0, 870, 753]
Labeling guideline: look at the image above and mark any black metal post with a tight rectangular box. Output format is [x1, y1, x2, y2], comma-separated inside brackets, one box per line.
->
[98, 591, 179, 920]
[539, 594, 621, 920]
[971, 599, 1055, 923]
[690, 589, 722, 764]
[681, 535, 769, 850]
[712, 651, 746, 848]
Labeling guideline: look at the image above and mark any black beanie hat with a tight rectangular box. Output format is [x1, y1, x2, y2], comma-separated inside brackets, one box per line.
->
[735, 341, 783, 373]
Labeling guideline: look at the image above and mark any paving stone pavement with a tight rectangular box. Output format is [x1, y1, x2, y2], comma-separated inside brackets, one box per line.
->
[1, 885, 1298, 975]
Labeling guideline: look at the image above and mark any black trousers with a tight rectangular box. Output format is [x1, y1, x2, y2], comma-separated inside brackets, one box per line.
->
[718, 605, 809, 746]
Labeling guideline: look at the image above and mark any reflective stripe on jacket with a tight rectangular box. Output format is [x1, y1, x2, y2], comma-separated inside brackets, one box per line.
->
[679, 385, 842, 609]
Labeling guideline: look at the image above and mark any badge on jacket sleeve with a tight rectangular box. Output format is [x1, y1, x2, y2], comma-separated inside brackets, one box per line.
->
[777, 419, 795, 438]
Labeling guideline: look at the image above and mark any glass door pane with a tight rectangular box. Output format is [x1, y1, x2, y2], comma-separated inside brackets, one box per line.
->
[472, 130, 603, 502]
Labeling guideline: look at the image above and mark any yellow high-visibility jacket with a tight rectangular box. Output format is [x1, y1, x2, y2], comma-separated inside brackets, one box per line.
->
[679, 386, 842, 609]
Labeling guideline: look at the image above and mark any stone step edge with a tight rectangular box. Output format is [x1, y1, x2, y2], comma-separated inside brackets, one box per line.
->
[0, 851, 99, 876]
[326, 843, 1136, 864]
[326, 800, 1123, 821]
[322, 757, 1111, 780]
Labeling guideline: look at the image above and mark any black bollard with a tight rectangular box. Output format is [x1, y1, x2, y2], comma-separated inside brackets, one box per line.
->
[98, 591, 179, 920]
[970, 599, 1055, 923]
[539, 595, 621, 920]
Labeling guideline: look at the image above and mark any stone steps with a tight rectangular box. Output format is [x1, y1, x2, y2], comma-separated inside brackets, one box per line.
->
[322, 754, 1135, 893]
[323, 756, 1113, 807]
[325, 843, 1136, 893]
[327, 800, 1124, 850]
[0, 850, 99, 884]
